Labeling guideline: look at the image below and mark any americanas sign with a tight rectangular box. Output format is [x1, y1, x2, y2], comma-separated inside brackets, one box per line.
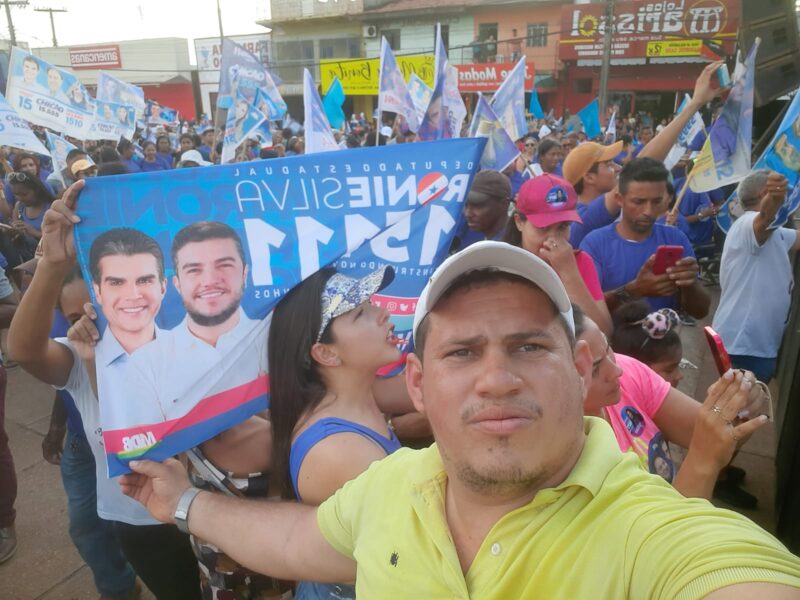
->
[69, 45, 122, 70]
[559, 0, 739, 62]
[456, 62, 535, 93]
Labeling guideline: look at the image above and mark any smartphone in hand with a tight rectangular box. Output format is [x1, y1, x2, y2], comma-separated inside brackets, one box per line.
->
[652, 245, 684, 275]
[704, 326, 731, 375]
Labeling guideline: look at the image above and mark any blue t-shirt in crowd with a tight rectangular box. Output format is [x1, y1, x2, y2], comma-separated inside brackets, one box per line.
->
[122, 157, 142, 174]
[656, 212, 691, 239]
[198, 144, 213, 161]
[139, 159, 168, 172]
[579, 222, 695, 311]
[509, 170, 530, 197]
[674, 176, 714, 245]
[156, 152, 174, 170]
[570, 194, 617, 248]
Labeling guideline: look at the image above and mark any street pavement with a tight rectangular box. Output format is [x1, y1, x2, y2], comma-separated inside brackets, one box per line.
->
[0, 287, 780, 598]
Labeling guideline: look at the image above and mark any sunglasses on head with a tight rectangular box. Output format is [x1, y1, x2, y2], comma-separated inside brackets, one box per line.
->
[5, 172, 32, 183]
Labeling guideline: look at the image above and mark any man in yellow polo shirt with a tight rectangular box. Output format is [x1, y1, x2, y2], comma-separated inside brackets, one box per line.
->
[119, 241, 800, 598]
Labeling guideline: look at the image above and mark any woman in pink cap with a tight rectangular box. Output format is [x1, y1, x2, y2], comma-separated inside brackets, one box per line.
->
[504, 173, 612, 333]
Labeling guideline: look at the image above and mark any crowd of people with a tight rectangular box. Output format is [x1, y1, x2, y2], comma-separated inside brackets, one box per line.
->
[0, 59, 798, 599]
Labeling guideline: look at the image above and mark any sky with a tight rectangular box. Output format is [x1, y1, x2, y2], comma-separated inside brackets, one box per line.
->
[3, 0, 269, 64]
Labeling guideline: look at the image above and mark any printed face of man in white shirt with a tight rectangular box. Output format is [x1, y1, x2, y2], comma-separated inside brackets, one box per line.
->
[173, 237, 248, 332]
[22, 57, 39, 85]
[93, 253, 167, 351]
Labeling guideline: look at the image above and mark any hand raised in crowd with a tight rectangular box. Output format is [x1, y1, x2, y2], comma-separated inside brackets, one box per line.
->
[538, 237, 578, 277]
[41, 424, 65, 465]
[690, 60, 726, 107]
[628, 254, 677, 297]
[120, 458, 193, 525]
[666, 256, 700, 288]
[764, 171, 789, 203]
[40, 179, 84, 266]
[686, 369, 769, 475]
[67, 302, 100, 363]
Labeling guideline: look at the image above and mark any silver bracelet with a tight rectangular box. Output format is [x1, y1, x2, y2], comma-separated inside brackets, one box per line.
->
[173, 487, 202, 535]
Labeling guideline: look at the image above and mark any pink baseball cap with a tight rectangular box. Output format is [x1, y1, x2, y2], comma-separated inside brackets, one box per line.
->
[516, 174, 582, 229]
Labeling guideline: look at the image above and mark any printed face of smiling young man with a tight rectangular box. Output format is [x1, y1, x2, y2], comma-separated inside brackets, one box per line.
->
[93, 253, 166, 350]
[172, 237, 248, 332]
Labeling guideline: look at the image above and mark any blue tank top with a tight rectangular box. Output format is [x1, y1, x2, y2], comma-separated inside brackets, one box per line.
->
[289, 417, 401, 501]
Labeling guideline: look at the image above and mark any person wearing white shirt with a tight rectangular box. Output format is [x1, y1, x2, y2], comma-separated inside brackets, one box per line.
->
[8, 181, 201, 599]
[713, 169, 799, 382]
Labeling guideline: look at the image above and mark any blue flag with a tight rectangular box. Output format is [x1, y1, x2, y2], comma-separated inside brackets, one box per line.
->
[577, 99, 602, 139]
[218, 38, 286, 119]
[528, 87, 544, 120]
[322, 76, 346, 130]
[72, 138, 485, 475]
[690, 40, 759, 194]
[221, 88, 267, 163]
[378, 38, 420, 132]
[491, 57, 527, 142]
[469, 93, 520, 172]
[303, 69, 340, 154]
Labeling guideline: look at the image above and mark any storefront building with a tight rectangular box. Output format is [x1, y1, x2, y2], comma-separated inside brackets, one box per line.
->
[556, 0, 740, 119]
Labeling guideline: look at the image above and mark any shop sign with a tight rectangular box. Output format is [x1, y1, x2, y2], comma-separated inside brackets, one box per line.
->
[559, 0, 738, 61]
[320, 55, 434, 95]
[456, 62, 534, 93]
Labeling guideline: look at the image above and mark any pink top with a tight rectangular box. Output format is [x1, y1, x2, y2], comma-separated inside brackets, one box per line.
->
[605, 353, 675, 482]
[574, 250, 604, 301]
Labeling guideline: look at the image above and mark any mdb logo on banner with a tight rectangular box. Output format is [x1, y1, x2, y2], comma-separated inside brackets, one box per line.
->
[73, 139, 485, 475]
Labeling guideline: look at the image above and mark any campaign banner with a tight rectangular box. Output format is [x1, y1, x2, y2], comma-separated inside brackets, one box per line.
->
[72, 138, 485, 475]
[469, 93, 520, 172]
[5, 47, 95, 138]
[86, 99, 135, 142]
[303, 69, 340, 154]
[221, 88, 267, 164]
[716, 87, 800, 232]
[0, 91, 49, 156]
[407, 74, 433, 125]
[96, 72, 146, 120]
[490, 57, 528, 142]
[44, 131, 80, 186]
[218, 38, 286, 119]
[378, 38, 420, 132]
[145, 100, 179, 127]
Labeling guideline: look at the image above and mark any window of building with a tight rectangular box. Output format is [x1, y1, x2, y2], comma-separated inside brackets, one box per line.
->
[383, 29, 401, 51]
[435, 24, 450, 52]
[273, 39, 314, 81]
[573, 78, 592, 94]
[320, 38, 361, 60]
[527, 23, 548, 47]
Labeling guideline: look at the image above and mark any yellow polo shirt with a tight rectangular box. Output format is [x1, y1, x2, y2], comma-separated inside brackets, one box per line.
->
[317, 417, 800, 599]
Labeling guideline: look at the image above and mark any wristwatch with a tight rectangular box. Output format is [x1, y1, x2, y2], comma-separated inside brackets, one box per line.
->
[173, 487, 202, 534]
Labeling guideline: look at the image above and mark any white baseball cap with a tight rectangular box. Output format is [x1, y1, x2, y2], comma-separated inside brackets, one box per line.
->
[412, 241, 574, 340]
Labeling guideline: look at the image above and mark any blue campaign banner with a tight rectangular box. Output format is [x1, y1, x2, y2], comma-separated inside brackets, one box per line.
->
[96, 72, 146, 120]
[218, 38, 286, 119]
[73, 138, 485, 475]
[469, 93, 520, 172]
[0, 91, 49, 156]
[5, 47, 95, 138]
[145, 100, 179, 126]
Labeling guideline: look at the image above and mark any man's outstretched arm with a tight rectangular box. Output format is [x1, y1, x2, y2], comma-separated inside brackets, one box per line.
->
[121, 458, 357, 583]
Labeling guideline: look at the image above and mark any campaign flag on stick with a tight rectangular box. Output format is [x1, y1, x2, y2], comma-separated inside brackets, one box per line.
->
[322, 76, 346, 130]
[221, 88, 267, 164]
[96, 72, 146, 120]
[44, 130, 80, 186]
[443, 64, 467, 138]
[5, 47, 95, 138]
[716, 86, 800, 232]
[417, 24, 461, 141]
[378, 38, 420, 132]
[145, 100, 179, 127]
[0, 92, 49, 155]
[690, 39, 760, 194]
[605, 110, 617, 143]
[407, 74, 433, 125]
[72, 138, 485, 475]
[528, 87, 544, 120]
[576, 99, 602, 139]
[86, 99, 135, 143]
[303, 69, 340, 154]
[469, 93, 520, 172]
[490, 57, 528, 142]
[218, 38, 286, 120]
[664, 93, 707, 170]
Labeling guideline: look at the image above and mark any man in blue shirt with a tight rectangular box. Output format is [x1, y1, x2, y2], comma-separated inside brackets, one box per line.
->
[580, 158, 710, 317]
[197, 126, 216, 162]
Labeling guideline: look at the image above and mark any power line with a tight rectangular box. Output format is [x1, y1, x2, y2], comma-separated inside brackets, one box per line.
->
[34, 6, 66, 47]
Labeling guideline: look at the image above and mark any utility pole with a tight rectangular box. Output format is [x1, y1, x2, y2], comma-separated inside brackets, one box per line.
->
[1, 0, 29, 47]
[216, 0, 224, 39]
[34, 6, 66, 47]
[598, 0, 616, 116]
